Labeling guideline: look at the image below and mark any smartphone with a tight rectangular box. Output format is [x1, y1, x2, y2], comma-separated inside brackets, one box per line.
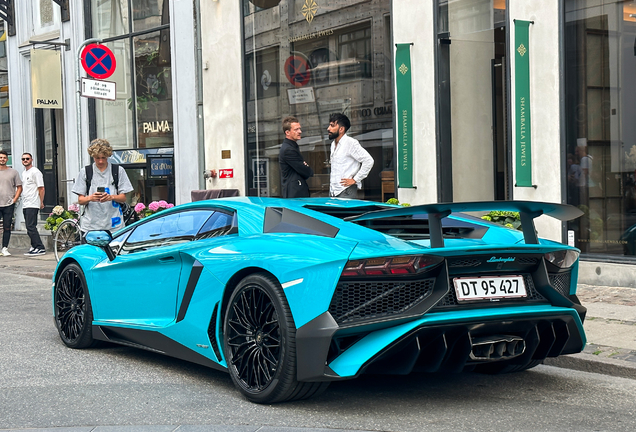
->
[96, 187, 105, 193]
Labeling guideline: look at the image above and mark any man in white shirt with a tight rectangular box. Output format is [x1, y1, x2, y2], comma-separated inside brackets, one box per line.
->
[21, 153, 46, 256]
[327, 113, 374, 198]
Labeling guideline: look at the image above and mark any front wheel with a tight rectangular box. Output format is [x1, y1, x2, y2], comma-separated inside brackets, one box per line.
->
[54, 219, 82, 262]
[223, 273, 329, 403]
[54, 263, 96, 349]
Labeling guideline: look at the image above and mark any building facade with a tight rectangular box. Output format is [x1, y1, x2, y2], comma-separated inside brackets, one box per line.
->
[2, 0, 202, 231]
[3, 0, 636, 283]
[199, 0, 636, 284]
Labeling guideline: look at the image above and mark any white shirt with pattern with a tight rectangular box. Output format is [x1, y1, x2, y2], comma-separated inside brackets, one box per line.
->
[329, 134, 374, 197]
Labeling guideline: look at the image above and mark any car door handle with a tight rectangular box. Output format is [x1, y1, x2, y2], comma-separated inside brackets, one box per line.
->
[159, 256, 176, 263]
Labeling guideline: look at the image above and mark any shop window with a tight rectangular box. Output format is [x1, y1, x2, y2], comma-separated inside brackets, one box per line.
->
[91, 0, 130, 39]
[134, 30, 173, 149]
[94, 39, 134, 150]
[243, 0, 393, 200]
[564, 0, 636, 257]
[89, 0, 173, 205]
[132, 0, 169, 33]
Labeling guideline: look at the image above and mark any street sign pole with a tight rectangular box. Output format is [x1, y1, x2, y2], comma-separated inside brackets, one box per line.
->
[75, 38, 101, 174]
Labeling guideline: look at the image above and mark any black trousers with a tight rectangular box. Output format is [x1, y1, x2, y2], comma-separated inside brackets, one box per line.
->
[23, 207, 45, 250]
[1, 204, 14, 248]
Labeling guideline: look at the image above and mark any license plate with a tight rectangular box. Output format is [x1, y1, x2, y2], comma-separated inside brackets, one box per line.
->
[453, 275, 527, 301]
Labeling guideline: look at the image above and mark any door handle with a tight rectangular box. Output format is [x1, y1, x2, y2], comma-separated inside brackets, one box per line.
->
[159, 256, 176, 263]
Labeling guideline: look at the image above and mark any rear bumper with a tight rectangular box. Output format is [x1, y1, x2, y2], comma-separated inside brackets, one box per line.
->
[296, 305, 586, 381]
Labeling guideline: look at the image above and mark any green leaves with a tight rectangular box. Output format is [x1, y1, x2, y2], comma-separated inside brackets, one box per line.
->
[481, 210, 522, 231]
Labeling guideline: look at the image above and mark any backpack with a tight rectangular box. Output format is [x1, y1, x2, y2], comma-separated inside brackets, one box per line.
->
[85, 163, 138, 225]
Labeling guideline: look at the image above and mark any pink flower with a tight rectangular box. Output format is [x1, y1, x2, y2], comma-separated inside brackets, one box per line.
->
[166, 203, 174, 208]
[157, 200, 169, 208]
[148, 201, 160, 212]
[68, 203, 80, 213]
[134, 202, 146, 213]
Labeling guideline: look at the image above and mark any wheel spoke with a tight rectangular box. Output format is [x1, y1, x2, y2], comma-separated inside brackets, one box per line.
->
[227, 284, 283, 392]
[55, 268, 86, 342]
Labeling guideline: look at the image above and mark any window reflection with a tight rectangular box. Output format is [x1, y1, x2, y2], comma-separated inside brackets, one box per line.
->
[94, 39, 134, 150]
[243, 0, 393, 200]
[564, 0, 636, 257]
[122, 210, 214, 254]
[134, 31, 173, 149]
[91, 0, 130, 39]
[132, 0, 169, 33]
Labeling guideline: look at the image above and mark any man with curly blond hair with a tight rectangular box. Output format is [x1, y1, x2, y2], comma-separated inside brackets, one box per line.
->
[72, 138, 133, 232]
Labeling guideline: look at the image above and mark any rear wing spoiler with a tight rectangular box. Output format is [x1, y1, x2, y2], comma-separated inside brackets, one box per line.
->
[345, 201, 583, 248]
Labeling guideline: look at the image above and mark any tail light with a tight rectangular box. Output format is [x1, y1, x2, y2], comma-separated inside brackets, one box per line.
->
[544, 250, 579, 268]
[341, 255, 444, 277]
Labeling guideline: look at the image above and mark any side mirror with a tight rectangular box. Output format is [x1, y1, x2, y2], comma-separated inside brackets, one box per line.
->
[85, 230, 116, 261]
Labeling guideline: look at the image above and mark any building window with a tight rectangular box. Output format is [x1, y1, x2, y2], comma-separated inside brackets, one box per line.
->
[337, 25, 372, 82]
[564, 0, 636, 257]
[89, 0, 172, 151]
[89, 0, 173, 205]
[242, 0, 393, 200]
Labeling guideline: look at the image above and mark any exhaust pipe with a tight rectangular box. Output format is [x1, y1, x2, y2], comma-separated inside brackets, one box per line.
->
[469, 335, 526, 361]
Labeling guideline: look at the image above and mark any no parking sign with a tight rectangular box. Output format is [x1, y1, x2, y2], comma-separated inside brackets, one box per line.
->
[81, 44, 117, 80]
[284, 55, 311, 87]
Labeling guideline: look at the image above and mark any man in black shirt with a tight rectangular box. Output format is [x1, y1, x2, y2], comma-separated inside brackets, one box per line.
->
[278, 116, 314, 198]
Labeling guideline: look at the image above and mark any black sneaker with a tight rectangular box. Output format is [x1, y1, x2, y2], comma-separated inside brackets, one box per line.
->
[26, 249, 46, 256]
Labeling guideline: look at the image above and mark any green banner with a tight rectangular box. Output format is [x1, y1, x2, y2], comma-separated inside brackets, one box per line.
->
[514, 20, 533, 187]
[395, 43, 413, 188]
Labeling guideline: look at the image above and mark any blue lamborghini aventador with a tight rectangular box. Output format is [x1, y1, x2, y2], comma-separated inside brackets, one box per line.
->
[52, 197, 586, 403]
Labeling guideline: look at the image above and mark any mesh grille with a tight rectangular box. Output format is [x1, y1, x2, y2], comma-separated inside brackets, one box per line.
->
[549, 272, 572, 297]
[448, 258, 481, 268]
[517, 257, 539, 265]
[435, 274, 546, 308]
[329, 278, 436, 325]
[207, 303, 221, 361]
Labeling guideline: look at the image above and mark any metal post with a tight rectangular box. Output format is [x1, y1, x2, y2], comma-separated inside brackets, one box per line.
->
[75, 38, 101, 173]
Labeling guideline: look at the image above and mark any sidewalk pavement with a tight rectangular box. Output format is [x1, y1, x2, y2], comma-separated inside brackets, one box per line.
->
[1, 250, 635, 380]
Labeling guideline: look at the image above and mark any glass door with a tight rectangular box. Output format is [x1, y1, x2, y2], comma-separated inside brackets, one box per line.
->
[35, 108, 59, 213]
[437, 0, 509, 202]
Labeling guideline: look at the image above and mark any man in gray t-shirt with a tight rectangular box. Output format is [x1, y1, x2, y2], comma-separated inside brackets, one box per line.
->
[72, 139, 133, 232]
[0, 150, 23, 256]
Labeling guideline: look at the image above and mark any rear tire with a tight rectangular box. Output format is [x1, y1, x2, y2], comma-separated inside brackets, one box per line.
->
[54, 219, 82, 262]
[223, 273, 329, 403]
[54, 263, 96, 349]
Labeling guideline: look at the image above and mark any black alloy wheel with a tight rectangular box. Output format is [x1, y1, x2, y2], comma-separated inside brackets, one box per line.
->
[223, 273, 329, 403]
[54, 263, 96, 349]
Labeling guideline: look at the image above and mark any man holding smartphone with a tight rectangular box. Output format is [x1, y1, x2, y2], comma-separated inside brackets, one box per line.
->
[72, 139, 133, 233]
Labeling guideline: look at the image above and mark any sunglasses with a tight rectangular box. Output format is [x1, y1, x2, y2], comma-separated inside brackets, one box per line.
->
[22, 158, 31, 161]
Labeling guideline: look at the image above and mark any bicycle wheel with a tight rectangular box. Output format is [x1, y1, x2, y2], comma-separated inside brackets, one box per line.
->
[54, 219, 82, 262]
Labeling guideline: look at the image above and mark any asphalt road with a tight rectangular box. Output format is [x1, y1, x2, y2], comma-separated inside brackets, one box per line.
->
[2, 274, 636, 432]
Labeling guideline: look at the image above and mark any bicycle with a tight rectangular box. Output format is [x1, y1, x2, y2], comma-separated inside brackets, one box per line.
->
[54, 219, 84, 262]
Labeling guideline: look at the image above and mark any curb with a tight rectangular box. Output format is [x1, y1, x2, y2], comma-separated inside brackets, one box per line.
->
[544, 353, 636, 380]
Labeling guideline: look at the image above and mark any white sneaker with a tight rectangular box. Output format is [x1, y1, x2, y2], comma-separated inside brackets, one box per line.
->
[1, 247, 10, 256]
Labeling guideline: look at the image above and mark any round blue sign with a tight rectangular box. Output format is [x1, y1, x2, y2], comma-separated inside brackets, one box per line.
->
[81, 44, 117, 80]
